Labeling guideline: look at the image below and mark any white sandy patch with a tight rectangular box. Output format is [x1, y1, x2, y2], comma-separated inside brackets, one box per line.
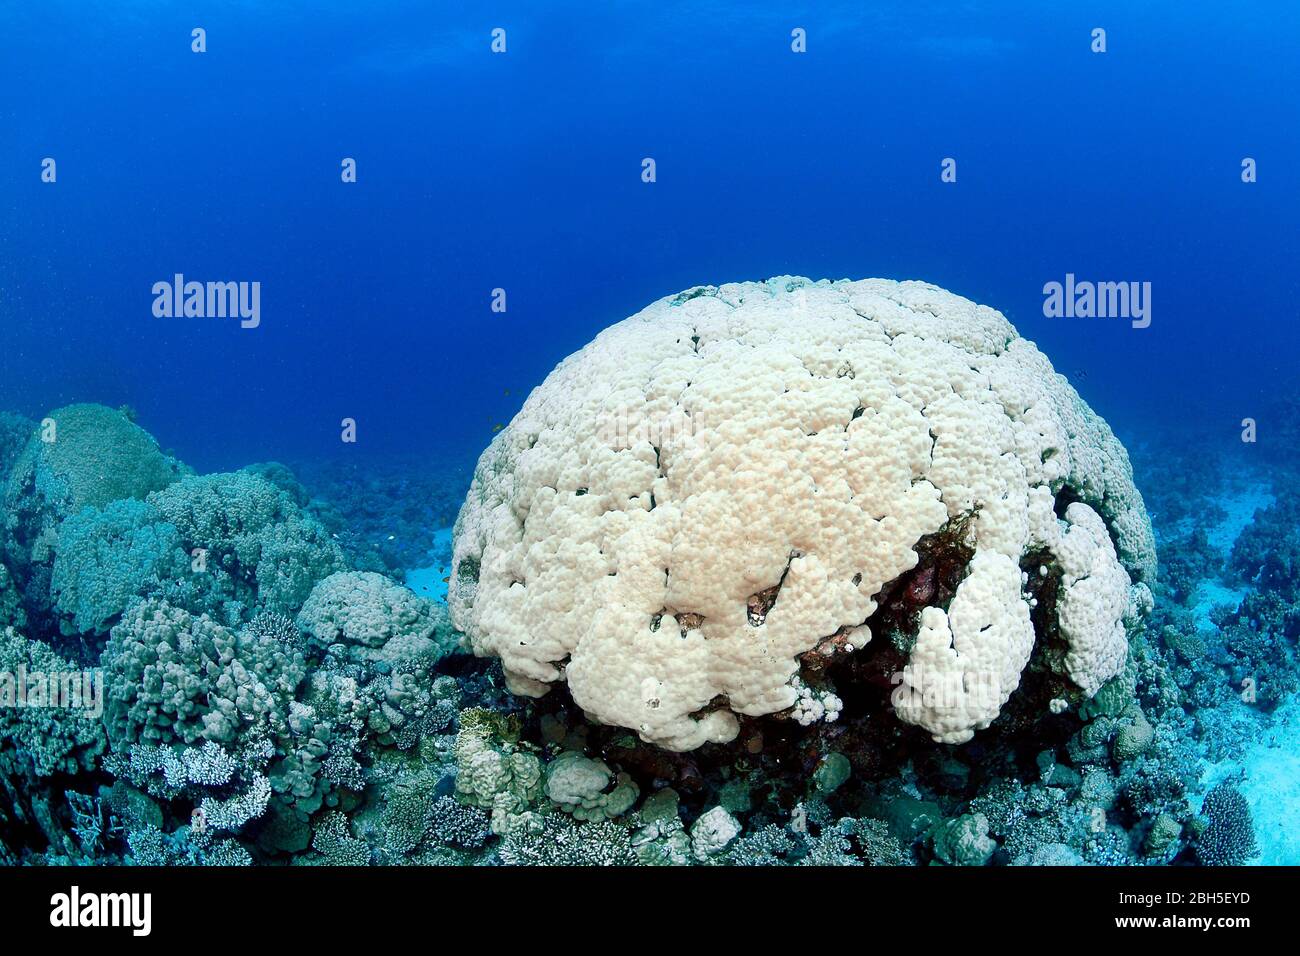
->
[1189, 478, 1273, 630]
[405, 526, 454, 603]
[1198, 698, 1300, 865]
[1206, 481, 1273, 555]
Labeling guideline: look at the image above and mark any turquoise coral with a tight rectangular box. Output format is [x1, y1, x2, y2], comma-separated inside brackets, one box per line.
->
[147, 471, 345, 619]
[2, 404, 187, 613]
[50, 499, 190, 636]
[102, 598, 306, 748]
[0, 626, 107, 778]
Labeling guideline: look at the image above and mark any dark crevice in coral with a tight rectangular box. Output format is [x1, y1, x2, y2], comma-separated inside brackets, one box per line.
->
[1053, 485, 1083, 519]
[811, 515, 978, 738]
[650, 609, 704, 637]
[984, 548, 1077, 741]
[452, 555, 481, 604]
[515, 517, 1094, 834]
[747, 552, 799, 626]
[675, 612, 704, 636]
[867, 512, 977, 646]
[687, 694, 730, 721]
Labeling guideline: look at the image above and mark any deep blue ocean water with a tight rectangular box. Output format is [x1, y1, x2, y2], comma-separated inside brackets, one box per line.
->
[3, 1, 1298, 470]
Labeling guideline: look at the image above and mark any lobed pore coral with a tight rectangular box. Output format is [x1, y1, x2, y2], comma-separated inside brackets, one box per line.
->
[451, 278, 1156, 750]
[102, 599, 306, 748]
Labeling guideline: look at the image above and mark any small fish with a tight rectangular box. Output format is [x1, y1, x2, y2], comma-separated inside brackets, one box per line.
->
[491, 423, 504, 433]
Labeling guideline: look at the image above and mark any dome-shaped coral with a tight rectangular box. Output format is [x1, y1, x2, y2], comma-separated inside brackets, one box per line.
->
[450, 278, 1156, 751]
[297, 570, 457, 664]
[2, 404, 188, 609]
[147, 471, 346, 619]
[50, 499, 190, 636]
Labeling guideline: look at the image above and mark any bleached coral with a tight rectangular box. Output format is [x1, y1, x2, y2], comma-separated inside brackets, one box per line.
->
[893, 552, 1035, 743]
[450, 277, 1156, 750]
[691, 806, 742, 861]
[1044, 502, 1137, 696]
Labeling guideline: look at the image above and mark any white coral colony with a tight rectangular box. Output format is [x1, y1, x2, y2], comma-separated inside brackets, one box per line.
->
[450, 277, 1156, 751]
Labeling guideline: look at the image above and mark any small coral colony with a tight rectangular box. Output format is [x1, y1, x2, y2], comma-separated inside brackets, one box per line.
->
[1, 278, 1287, 867]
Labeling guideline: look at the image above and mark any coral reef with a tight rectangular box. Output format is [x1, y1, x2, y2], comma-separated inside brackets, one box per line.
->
[2, 404, 188, 621]
[297, 571, 458, 664]
[3, 286, 1297, 869]
[147, 471, 346, 621]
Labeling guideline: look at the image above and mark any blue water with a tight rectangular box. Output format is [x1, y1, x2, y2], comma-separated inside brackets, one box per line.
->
[3, 1, 1298, 469]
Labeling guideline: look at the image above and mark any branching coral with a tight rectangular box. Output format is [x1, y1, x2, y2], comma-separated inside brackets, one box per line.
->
[0, 626, 107, 777]
[310, 811, 371, 865]
[499, 814, 638, 866]
[1196, 782, 1259, 866]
